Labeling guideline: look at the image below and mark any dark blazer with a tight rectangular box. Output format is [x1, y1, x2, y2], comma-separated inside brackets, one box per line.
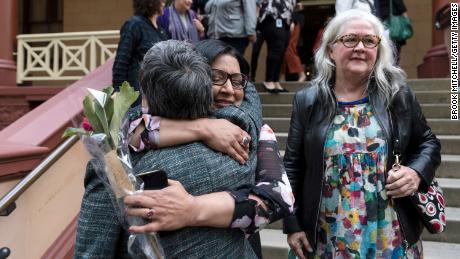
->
[74, 84, 263, 258]
[282, 82, 441, 248]
[112, 15, 168, 104]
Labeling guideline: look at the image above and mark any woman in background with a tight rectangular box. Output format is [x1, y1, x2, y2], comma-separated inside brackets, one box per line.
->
[378, 0, 409, 64]
[112, 0, 168, 106]
[157, 0, 205, 43]
[257, 0, 296, 93]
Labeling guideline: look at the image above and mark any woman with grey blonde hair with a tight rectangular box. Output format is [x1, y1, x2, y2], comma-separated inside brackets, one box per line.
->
[283, 9, 440, 258]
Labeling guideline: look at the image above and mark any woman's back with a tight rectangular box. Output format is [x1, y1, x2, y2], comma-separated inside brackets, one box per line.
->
[133, 101, 260, 258]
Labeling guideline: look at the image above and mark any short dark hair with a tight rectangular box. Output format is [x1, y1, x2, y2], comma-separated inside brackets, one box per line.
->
[139, 40, 213, 119]
[133, 0, 162, 17]
[194, 39, 250, 75]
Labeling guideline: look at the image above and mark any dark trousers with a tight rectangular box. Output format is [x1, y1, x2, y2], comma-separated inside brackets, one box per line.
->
[220, 37, 249, 56]
[258, 17, 290, 82]
[250, 27, 265, 82]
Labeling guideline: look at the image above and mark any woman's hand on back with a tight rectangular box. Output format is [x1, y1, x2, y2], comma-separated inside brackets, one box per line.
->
[124, 179, 235, 232]
[124, 180, 197, 232]
[201, 119, 250, 164]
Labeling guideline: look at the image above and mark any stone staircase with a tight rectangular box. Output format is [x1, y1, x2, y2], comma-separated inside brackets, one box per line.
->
[256, 78, 460, 258]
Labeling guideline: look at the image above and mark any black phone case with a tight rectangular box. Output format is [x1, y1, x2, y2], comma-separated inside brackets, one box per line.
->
[137, 170, 168, 190]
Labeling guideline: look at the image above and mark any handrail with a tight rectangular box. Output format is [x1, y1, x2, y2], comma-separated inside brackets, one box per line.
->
[0, 136, 78, 215]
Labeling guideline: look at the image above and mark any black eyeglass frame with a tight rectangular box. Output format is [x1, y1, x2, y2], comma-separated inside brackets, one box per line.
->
[211, 68, 248, 90]
[334, 34, 381, 49]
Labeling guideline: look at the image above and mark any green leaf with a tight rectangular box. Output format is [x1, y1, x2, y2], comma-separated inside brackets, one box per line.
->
[110, 81, 139, 147]
[83, 95, 104, 133]
[62, 127, 88, 138]
[103, 86, 114, 125]
[94, 100, 111, 144]
[102, 85, 114, 97]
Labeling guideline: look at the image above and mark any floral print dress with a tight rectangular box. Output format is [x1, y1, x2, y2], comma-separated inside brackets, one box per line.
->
[314, 97, 423, 259]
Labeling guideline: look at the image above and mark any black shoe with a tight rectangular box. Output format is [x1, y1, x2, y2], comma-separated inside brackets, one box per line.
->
[279, 87, 289, 92]
[274, 83, 288, 93]
[263, 82, 279, 94]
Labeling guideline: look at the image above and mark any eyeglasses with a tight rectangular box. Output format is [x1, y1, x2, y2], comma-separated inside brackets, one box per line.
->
[211, 69, 248, 90]
[335, 34, 381, 48]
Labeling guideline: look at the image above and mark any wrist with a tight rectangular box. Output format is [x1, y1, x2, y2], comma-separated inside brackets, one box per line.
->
[197, 118, 212, 141]
[190, 195, 206, 226]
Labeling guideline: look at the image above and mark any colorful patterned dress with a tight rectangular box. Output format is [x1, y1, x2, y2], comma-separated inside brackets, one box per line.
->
[313, 97, 423, 259]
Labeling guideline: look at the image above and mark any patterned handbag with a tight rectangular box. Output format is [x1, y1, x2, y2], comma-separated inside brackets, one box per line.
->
[390, 111, 446, 234]
[409, 179, 446, 233]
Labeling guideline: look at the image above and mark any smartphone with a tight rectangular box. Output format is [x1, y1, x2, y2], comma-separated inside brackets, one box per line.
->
[137, 169, 168, 190]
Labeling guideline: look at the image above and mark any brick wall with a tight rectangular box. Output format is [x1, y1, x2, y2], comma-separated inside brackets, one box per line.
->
[63, 0, 131, 32]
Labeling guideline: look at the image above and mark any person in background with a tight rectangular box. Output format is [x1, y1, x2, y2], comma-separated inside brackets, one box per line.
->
[257, 0, 296, 93]
[283, 9, 440, 258]
[281, 2, 306, 82]
[112, 0, 168, 106]
[157, 0, 205, 43]
[378, 0, 408, 64]
[191, 0, 210, 37]
[335, 0, 378, 15]
[204, 0, 257, 55]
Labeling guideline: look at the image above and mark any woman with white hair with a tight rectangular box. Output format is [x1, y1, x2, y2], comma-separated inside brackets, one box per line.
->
[283, 9, 440, 258]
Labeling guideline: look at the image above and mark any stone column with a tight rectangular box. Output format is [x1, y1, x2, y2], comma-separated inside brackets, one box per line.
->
[0, 0, 18, 86]
[417, 0, 455, 78]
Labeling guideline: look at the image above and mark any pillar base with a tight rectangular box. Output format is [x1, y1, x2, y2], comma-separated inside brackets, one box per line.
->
[417, 44, 449, 78]
[0, 59, 16, 86]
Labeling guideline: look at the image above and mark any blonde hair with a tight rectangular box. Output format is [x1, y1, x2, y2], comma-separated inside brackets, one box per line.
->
[312, 9, 406, 115]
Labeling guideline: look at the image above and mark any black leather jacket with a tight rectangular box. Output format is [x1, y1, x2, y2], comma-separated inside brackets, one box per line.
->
[282, 83, 441, 248]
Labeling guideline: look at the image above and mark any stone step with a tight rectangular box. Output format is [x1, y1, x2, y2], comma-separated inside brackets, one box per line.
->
[438, 178, 460, 207]
[428, 119, 460, 135]
[436, 155, 460, 178]
[259, 91, 453, 105]
[262, 104, 451, 119]
[274, 134, 460, 155]
[419, 104, 451, 119]
[265, 117, 460, 135]
[255, 78, 450, 93]
[438, 135, 460, 155]
[260, 229, 460, 259]
[406, 78, 450, 91]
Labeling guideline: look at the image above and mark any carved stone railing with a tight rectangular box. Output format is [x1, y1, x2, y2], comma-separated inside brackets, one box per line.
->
[16, 30, 119, 83]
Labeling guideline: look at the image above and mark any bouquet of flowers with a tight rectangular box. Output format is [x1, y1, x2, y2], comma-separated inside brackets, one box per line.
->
[63, 82, 164, 258]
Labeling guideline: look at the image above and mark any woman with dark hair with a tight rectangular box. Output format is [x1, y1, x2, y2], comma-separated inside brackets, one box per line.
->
[112, 0, 168, 106]
[130, 39, 253, 163]
[157, 0, 205, 43]
[122, 39, 294, 258]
